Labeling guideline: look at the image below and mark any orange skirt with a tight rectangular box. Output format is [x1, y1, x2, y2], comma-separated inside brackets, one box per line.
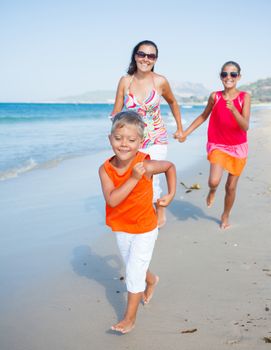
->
[208, 149, 246, 176]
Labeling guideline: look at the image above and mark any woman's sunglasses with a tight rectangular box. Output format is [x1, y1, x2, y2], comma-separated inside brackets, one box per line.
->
[136, 51, 157, 61]
[220, 71, 239, 78]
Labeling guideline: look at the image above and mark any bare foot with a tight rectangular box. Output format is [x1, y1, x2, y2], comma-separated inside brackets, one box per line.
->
[220, 214, 230, 229]
[206, 190, 216, 208]
[111, 318, 135, 334]
[143, 275, 159, 305]
[156, 206, 166, 228]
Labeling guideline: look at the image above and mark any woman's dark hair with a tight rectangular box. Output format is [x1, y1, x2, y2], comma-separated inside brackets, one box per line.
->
[127, 40, 158, 75]
[221, 61, 241, 74]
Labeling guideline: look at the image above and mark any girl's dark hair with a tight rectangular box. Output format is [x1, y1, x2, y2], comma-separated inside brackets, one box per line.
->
[127, 40, 158, 75]
[221, 61, 241, 74]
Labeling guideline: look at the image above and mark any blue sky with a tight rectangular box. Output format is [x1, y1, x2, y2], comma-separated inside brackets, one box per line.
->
[1, 0, 270, 101]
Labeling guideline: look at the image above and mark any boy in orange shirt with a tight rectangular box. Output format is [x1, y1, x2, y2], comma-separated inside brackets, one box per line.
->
[99, 111, 176, 334]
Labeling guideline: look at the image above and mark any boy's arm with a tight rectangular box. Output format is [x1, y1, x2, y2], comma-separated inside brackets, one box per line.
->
[144, 160, 176, 206]
[98, 163, 145, 208]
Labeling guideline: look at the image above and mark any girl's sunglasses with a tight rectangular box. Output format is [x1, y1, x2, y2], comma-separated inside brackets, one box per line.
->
[136, 51, 157, 61]
[220, 71, 239, 78]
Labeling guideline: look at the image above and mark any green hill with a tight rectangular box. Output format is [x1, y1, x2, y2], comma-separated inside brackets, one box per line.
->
[57, 82, 210, 104]
[240, 77, 271, 103]
[57, 78, 271, 104]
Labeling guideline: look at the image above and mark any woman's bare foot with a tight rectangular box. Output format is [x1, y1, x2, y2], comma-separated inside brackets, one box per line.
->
[111, 318, 135, 334]
[220, 214, 230, 229]
[143, 275, 159, 305]
[206, 189, 216, 208]
[156, 206, 166, 228]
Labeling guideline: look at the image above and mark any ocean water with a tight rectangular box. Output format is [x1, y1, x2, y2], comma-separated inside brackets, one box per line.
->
[0, 103, 206, 181]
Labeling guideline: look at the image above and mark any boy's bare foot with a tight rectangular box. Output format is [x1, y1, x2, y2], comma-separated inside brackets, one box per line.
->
[156, 206, 166, 228]
[143, 275, 159, 305]
[206, 190, 216, 208]
[220, 214, 230, 229]
[111, 318, 135, 334]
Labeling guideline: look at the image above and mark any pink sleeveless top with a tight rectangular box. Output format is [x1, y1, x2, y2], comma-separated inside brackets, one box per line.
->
[208, 91, 247, 145]
[124, 75, 168, 148]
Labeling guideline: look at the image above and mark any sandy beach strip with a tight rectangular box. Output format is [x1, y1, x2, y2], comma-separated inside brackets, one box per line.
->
[0, 108, 270, 350]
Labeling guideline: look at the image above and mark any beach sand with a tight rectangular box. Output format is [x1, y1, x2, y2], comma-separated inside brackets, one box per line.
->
[0, 108, 270, 350]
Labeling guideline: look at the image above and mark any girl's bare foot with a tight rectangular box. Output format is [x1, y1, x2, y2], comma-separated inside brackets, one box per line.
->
[143, 275, 159, 305]
[206, 189, 216, 208]
[156, 206, 166, 228]
[111, 318, 135, 334]
[220, 214, 230, 229]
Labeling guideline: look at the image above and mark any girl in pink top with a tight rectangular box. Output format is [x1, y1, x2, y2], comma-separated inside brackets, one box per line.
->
[180, 61, 251, 229]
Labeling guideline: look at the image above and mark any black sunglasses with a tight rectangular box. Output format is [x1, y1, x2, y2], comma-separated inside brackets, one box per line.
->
[136, 51, 157, 61]
[220, 71, 239, 78]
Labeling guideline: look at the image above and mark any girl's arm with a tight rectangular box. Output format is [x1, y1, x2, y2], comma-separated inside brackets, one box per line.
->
[160, 77, 184, 139]
[180, 92, 215, 141]
[144, 160, 176, 206]
[226, 93, 251, 131]
[98, 162, 145, 207]
[111, 77, 126, 117]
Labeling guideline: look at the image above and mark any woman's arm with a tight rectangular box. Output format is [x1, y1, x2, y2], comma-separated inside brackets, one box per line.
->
[111, 76, 126, 116]
[226, 93, 251, 131]
[160, 77, 184, 139]
[98, 162, 145, 207]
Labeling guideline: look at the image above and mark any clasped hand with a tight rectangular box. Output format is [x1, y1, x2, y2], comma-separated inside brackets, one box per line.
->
[157, 194, 173, 207]
[225, 99, 236, 112]
[132, 162, 145, 180]
[173, 130, 186, 143]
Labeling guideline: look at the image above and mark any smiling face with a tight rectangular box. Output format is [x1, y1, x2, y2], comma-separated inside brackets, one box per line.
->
[220, 64, 241, 89]
[134, 44, 157, 73]
[109, 124, 143, 163]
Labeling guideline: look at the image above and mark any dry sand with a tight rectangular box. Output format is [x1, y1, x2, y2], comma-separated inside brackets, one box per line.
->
[0, 108, 270, 350]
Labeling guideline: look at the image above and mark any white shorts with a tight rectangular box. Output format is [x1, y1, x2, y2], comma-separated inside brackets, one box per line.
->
[115, 227, 158, 293]
[140, 144, 167, 202]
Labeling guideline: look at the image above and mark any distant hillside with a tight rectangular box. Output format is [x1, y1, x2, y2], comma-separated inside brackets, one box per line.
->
[57, 82, 210, 104]
[57, 78, 271, 104]
[57, 90, 116, 103]
[240, 77, 271, 103]
[171, 81, 209, 103]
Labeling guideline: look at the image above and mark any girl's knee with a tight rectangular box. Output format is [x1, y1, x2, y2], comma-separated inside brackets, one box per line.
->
[208, 179, 220, 189]
[225, 182, 237, 194]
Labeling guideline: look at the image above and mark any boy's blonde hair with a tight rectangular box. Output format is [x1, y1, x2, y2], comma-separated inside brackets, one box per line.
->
[111, 111, 145, 138]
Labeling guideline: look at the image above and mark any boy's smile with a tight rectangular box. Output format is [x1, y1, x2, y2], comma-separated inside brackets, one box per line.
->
[109, 125, 143, 164]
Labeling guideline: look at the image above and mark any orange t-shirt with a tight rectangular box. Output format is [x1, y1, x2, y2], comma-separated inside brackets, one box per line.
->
[103, 151, 158, 233]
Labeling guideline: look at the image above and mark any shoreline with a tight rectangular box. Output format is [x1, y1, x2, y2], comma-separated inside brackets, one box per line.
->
[0, 104, 266, 183]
